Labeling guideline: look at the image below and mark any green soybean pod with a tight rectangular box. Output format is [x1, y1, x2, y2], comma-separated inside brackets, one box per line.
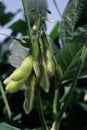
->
[32, 38, 40, 60]
[32, 37, 40, 78]
[40, 60, 50, 93]
[21, 55, 33, 73]
[10, 67, 26, 81]
[41, 32, 55, 77]
[38, 37, 50, 93]
[6, 80, 25, 93]
[23, 73, 36, 114]
[11, 55, 33, 81]
[46, 48, 55, 76]
[4, 76, 11, 85]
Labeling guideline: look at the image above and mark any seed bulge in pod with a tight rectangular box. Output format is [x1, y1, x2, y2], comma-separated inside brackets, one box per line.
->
[23, 73, 36, 114]
[40, 60, 50, 93]
[11, 55, 33, 81]
[6, 80, 25, 93]
[46, 49, 55, 76]
[4, 76, 11, 85]
[32, 38, 40, 78]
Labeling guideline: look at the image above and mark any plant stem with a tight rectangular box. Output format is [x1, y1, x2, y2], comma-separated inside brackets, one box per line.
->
[37, 86, 49, 130]
[53, 0, 62, 18]
[53, 88, 60, 118]
[0, 81, 12, 118]
[54, 45, 87, 129]
[22, 0, 33, 46]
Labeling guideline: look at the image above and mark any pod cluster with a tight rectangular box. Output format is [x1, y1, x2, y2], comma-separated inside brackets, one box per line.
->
[4, 32, 61, 114]
[4, 56, 33, 92]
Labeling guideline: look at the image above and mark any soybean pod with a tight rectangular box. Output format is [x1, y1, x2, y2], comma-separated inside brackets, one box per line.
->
[23, 73, 36, 114]
[39, 37, 50, 93]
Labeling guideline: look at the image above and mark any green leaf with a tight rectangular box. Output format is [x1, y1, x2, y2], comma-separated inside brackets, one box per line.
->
[50, 22, 60, 40]
[60, 0, 87, 44]
[0, 2, 5, 15]
[73, 25, 87, 43]
[9, 20, 27, 34]
[55, 42, 87, 81]
[0, 122, 20, 130]
[0, 12, 14, 25]
[0, 2, 20, 26]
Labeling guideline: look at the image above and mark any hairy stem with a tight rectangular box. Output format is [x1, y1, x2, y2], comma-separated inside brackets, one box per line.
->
[37, 86, 49, 130]
[53, 88, 60, 118]
[53, 0, 62, 18]
[22, 0, 33, 46]
[0, 81, 12, 118]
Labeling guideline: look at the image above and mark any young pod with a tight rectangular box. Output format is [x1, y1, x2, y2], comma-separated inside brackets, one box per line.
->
[38, 37, 50, 93]
[42, 33, 55, 76]
[23, 73, 36, 114]
[4, 76, 11, 85]
[33, 60, 40, 79]
[46, 48, 55, 76]
[10, 67, 25, 81]
[11, 55, 33, 81]
[32, 38, 40, 78]
[40, 60, 50, 93]
[21, 55, 33, 73]
[6, 79, 25, 93]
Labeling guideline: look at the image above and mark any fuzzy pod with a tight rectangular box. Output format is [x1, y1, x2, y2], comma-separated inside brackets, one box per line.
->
[4, 76, 11, 85]
[38, 37, 50, 93]
[6, 80, 25, 93]
[32, 38, 40, 59]
[32, 38, 40, 78]
[46, 48, 55, 76]
[33, 60, 40, 79]
[41, 32, 55, 76]
[40, 60, 50, 93]
[10, 55, 33, 81]
[55, 63, 63, 78]
[10, 67, 26, 81]
[23, 73, 36, 114]
[21, 55, 33, 73]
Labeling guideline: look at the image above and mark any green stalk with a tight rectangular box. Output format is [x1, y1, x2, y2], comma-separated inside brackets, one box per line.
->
[37, 86, 49, 130]
[53, 0, 62, 18]
[53, 88, 60, 118]
[22, 0, 33, 46]
[54, 45, 87, 129]
[0, 81, 12, 118]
